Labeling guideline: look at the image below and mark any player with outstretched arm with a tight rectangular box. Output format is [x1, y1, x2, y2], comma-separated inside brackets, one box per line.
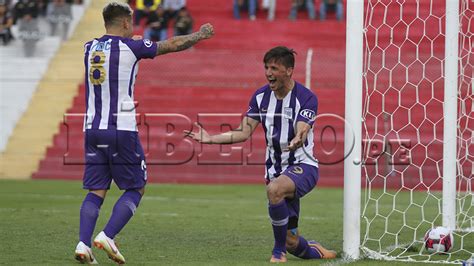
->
[185, 46, 336, 263]
[74, 2, 214, 264]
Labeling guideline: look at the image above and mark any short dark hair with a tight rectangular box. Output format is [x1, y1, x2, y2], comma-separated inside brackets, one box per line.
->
[263, 46, 297, 68]
[102, 2, 133, 27]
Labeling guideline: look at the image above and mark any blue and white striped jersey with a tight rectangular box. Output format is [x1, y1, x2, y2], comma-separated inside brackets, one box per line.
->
[246, 82, 319, 180]
[83, 35, 157, 131]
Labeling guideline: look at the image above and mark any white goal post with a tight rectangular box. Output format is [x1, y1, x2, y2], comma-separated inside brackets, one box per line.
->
[343, 0, 473, 263]
[343, 0, 364, 260]
[442, 0, 460, 232]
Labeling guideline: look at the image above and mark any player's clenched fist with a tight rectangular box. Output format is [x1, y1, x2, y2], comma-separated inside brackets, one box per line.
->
[199, 23, 215, 39]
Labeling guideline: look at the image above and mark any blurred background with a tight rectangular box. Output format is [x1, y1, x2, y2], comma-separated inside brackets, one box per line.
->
[0, 0, 348, 186]
[1, 0, 470, 191]
[1, 0, 473, 264]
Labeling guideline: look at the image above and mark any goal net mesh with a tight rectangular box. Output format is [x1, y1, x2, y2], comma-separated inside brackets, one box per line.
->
[360, 0, 473, 263]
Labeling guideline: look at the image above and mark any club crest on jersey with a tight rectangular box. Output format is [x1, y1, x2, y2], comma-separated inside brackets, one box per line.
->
[291, 166, 304, 175]
[143, 39, 153, 48]
[284, 107, 293, 119]
[300, 109, 316, 121]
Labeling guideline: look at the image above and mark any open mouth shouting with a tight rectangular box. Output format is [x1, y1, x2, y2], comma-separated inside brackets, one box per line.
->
[268, 77, 277, 89]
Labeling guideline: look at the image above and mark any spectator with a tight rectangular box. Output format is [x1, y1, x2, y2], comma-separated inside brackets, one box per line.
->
[289, 0, 315, 20]
[163, 0, 185, 20]
[134, 0, 160, 26]
[320, 0, 343, 21]
[261, 0, 275, 21]
[233, 0, 256, 20]
[38, 0, 48, 17]
[14, 0, 40, 57]
[0, 3, 14, 45]
[144, 5, 169, 41]
[13, 0, 38, 22]
[47, 0, 72, 40]
[174, 7, 192, 36]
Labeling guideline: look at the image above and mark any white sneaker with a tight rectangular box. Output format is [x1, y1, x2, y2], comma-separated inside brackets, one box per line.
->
[93, 231, 126, 264]
[75, 241, 98, 264]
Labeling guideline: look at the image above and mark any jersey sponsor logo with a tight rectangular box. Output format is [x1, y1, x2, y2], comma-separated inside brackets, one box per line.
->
[261, 107, 267, 112]
[300, 109, 316, 121]
[291, 166, 304, 175]
[143, 39, 153, 48]
[284, 107, 293, 119]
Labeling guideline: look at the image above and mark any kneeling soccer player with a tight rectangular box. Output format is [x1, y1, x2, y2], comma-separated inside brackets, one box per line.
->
[185, 46, 337, 263]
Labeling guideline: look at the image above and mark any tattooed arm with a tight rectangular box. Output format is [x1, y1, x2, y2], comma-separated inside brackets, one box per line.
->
[155, 23, 214, 56]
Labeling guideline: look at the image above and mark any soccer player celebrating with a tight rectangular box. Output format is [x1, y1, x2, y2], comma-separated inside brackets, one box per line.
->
[185, 46, 336, 263]
[74, 2, 214, 264]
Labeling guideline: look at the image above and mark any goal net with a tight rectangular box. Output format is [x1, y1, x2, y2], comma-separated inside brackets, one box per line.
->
[357, 0, 473, 263]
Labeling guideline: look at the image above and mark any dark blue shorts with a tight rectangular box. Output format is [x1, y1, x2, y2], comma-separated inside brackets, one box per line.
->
[83, 130, 147, 191]
[280, 164, 319, 219]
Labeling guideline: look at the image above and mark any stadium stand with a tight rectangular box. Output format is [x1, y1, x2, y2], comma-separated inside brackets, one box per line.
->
[30, 0, 349, 185]
[0, 35, 61, 152]
[1, 0, 443, 189]
[0, 0, 96, 178]
[0, 3, 87, 152]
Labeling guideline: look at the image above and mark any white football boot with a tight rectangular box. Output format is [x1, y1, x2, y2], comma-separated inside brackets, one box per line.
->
[75, 241, 99, 264]
[93, 231, 126, 264]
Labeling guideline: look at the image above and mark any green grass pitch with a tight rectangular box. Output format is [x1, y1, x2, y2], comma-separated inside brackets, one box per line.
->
[0, 179, 470, 265]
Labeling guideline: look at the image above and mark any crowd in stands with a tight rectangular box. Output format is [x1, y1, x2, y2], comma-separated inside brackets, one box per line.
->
[0, 2, 13, 45]
[135, 0, 343, 42]
[129, 0, 191, 42]
[234, 0, 343, 21]
[1, 0, 342, 55]
[0, 0, 83, 56]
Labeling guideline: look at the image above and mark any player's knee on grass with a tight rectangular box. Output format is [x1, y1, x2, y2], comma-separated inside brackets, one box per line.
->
[137, 187, 145, 196]
[286, 229, 299, 251]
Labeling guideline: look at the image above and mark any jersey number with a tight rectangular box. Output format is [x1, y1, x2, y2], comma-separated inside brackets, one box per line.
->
[89, 51, 106, 85]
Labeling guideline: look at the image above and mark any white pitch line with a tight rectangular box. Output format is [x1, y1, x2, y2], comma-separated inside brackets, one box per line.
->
[140, 195, 265, 205]
[1, 193, 266, 205]
[1, 193, 82, 200]
[140, 212, 179, 217]
[0, 207, 66, 214]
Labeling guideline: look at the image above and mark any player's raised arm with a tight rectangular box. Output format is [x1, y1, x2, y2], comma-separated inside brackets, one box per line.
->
[155, 23, 214, 56]
[184, 116, 259, 144]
